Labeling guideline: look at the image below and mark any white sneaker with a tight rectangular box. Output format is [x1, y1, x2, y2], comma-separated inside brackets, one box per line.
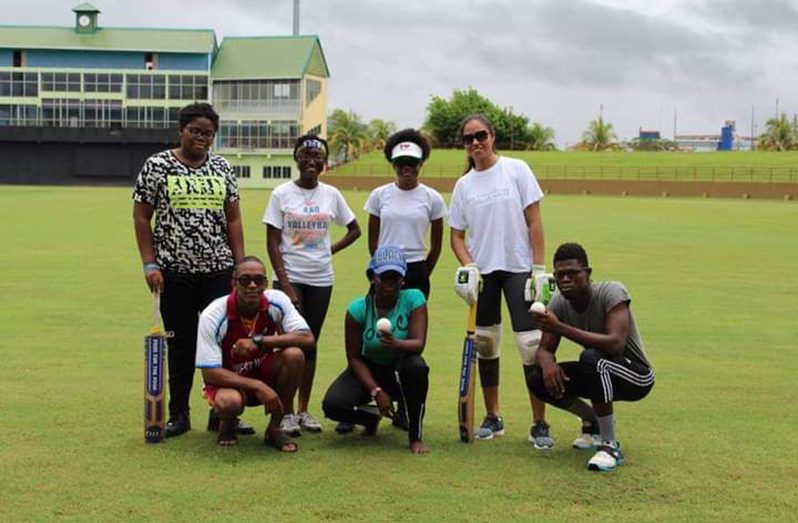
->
[587, 442, 624, 472]
[297, 411, 323, 433]
[280, 413, 301, 437]
[572, 432, 602, 450]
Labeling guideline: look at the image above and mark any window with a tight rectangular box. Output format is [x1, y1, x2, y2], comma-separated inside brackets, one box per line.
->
[13, 50, 24, 67]
[126, 74, 167, 99]
[263, 166, 292, 179]
[41, 72, 81, 92]
[212, 79, 300, 114]
[168, 75, 208, 100]
[305, 78, 321, 105]
[232, 166, 251, 179]
[3, 72, 38, 97]
[126, 106, 168, 128]
[0, 104, 39, 126]
[145, 53, 157, 70]
[84, 73, 123, 93]
[217, 120, 299, 150]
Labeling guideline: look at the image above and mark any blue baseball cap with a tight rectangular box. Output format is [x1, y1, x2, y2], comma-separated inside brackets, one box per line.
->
[367, 245, 407, 277]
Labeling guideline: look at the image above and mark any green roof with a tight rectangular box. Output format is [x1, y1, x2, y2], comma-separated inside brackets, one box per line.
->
[0, 25, 216, 54]
[72, 3, 100, 13]
[211, 35, 329, 80]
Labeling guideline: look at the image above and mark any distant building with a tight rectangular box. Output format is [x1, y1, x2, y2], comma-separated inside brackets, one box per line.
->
[0, 3, 329, 186]
[675, 120, 756, 152]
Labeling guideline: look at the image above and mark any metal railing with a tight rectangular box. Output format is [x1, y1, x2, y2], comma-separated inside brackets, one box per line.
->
[328, 163, 798, 183]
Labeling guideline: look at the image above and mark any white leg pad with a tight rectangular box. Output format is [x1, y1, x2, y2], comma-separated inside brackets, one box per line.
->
[515, 330, 542, 365]
[475, 324, 502, 360]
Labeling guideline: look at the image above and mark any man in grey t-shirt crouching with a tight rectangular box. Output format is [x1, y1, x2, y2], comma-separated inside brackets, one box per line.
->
[527, 242, 654, 472]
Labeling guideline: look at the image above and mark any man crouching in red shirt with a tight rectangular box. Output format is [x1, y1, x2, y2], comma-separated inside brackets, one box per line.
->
[196, 256, 314, 451]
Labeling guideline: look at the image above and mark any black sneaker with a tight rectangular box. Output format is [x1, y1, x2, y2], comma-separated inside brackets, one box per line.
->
[335, 421, 355, 434]
[474, 414, 505, 440]
[164, 412, 191, 438]
[529, 420, 555, 450]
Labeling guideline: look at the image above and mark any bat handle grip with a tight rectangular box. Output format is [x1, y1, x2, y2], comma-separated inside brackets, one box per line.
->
[151, 289, 163, 333]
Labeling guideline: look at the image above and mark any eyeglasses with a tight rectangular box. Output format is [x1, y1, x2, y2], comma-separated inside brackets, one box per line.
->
[462, 130, 490, 146]
[393, 157, 421, 168]
[553, 268, 589, 281]
[185, 126, 215, 140]
[236, 274, 267, 287]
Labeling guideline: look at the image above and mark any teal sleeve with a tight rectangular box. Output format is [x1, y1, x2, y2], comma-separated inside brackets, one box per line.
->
[404, 288, 426, 311]
[346, 297, 367, 325]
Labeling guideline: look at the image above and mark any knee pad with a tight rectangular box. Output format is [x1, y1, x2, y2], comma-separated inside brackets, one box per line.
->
[303, 346, 318, 362]
[475, 324, 501, 360]
[514, 330, 542, 366]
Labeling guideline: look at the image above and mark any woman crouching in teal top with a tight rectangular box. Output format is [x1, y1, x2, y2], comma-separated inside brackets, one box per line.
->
[322, 245, 430, 454]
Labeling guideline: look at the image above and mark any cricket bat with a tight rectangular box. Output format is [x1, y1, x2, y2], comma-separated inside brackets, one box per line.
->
[457, 302, 478, 443]
[144, 290, 165, 443]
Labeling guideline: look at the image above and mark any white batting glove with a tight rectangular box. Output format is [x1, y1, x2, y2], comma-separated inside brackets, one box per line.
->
[454, 263, 481, 305]
[525, 265, 556, 305]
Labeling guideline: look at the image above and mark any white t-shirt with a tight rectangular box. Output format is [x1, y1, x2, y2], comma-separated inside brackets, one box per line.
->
[364, 183, 447, 263]
[263, 181, 356, 286]
[449, 156, 544, 274]
[195, 289, 310, 369]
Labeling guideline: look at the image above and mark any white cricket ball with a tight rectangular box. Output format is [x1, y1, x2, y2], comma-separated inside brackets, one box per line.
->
[530, 302, 546, 314]
[376, 317, 392, 333]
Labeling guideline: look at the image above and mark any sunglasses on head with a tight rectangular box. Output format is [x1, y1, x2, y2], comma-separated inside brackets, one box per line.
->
[393, 156, 421, 168]
[236, 274, 267, 287]
[462, 130, 490, 146]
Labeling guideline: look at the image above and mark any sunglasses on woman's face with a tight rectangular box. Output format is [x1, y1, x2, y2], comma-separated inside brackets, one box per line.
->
[236, 274, 267, 287]
[393, 157, 421, 168]
[462, 130, 490, 146]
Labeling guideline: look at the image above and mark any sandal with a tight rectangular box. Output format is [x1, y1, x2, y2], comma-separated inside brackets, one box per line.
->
[264, 429, 298, 453]
[216, 419, 239, 447]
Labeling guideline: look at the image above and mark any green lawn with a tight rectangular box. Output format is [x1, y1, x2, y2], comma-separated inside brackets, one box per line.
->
[1, 186, 796, 521]
[331, 150, 798, 183]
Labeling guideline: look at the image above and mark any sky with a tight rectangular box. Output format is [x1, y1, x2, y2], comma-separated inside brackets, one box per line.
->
[6, 0, 798, 146]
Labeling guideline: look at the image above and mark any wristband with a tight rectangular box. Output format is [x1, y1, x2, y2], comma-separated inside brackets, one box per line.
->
[532, 264, 546, 276]
[252, 334, 264, 351]
[370, 386, 382, 399]
[143, 262, 160, 273]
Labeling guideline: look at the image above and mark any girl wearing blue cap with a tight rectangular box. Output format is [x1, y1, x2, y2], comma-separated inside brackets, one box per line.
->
[322, 246, 430, 454]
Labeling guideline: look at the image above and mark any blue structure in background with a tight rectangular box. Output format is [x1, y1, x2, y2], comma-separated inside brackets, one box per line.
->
[718, 121, 735, 151]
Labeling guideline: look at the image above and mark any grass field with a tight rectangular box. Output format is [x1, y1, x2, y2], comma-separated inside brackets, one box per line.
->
[1, 186, 796, 521]
[331, 150, 798, 183]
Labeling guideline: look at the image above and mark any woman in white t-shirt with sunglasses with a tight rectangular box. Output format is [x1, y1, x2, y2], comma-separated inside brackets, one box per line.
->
[449, 113, 554, 448]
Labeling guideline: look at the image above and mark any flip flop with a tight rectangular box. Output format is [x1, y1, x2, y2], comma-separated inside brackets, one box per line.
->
[216, 420, 239, 447]
[264, 430, 298, 453]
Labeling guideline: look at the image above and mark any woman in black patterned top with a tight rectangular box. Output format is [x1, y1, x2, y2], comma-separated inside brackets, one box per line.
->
[133, 102, 245, 438]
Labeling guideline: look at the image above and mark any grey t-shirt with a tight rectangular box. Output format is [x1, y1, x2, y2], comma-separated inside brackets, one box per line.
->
[548, 281, 651, 368]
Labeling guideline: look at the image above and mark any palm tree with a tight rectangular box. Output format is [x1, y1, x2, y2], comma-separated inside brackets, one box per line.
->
[525, 123, 556, 151]
[328, 109, 368, 163]
[758, 113, 795, 151]
[581, 117, 617, 151]
[367, 119, 397, 151]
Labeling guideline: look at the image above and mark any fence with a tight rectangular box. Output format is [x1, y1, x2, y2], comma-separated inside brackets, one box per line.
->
[328, 163, 798, 183]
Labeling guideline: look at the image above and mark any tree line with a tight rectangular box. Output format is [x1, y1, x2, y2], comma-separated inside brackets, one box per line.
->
[326, 88, 798, 162]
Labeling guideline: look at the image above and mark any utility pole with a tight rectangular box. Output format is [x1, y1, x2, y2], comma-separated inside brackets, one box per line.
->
[293, 0, 300, 35]
[509, 105, 514, 151]
[750, 105, 755, 152]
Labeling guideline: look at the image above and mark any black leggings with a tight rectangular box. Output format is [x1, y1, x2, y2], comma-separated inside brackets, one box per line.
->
[322, 354, 429, 442]
[272, 281, 332, 360]
[161, 268, 233, 417]
[403, 261, 430, 299]
[527, 348, 655, 407]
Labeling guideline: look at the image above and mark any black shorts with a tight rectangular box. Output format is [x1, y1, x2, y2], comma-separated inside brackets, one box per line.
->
[477, 270, 535, 332]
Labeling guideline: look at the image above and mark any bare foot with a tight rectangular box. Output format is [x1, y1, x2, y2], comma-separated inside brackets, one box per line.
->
[409, 440, 428, 454]
[264, 429, 298, 453]
[216, 420, 238, 447]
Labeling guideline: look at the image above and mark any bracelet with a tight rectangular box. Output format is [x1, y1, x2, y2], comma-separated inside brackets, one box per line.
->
[143, 262, 160, 273]
[370, 386, 382, 399]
